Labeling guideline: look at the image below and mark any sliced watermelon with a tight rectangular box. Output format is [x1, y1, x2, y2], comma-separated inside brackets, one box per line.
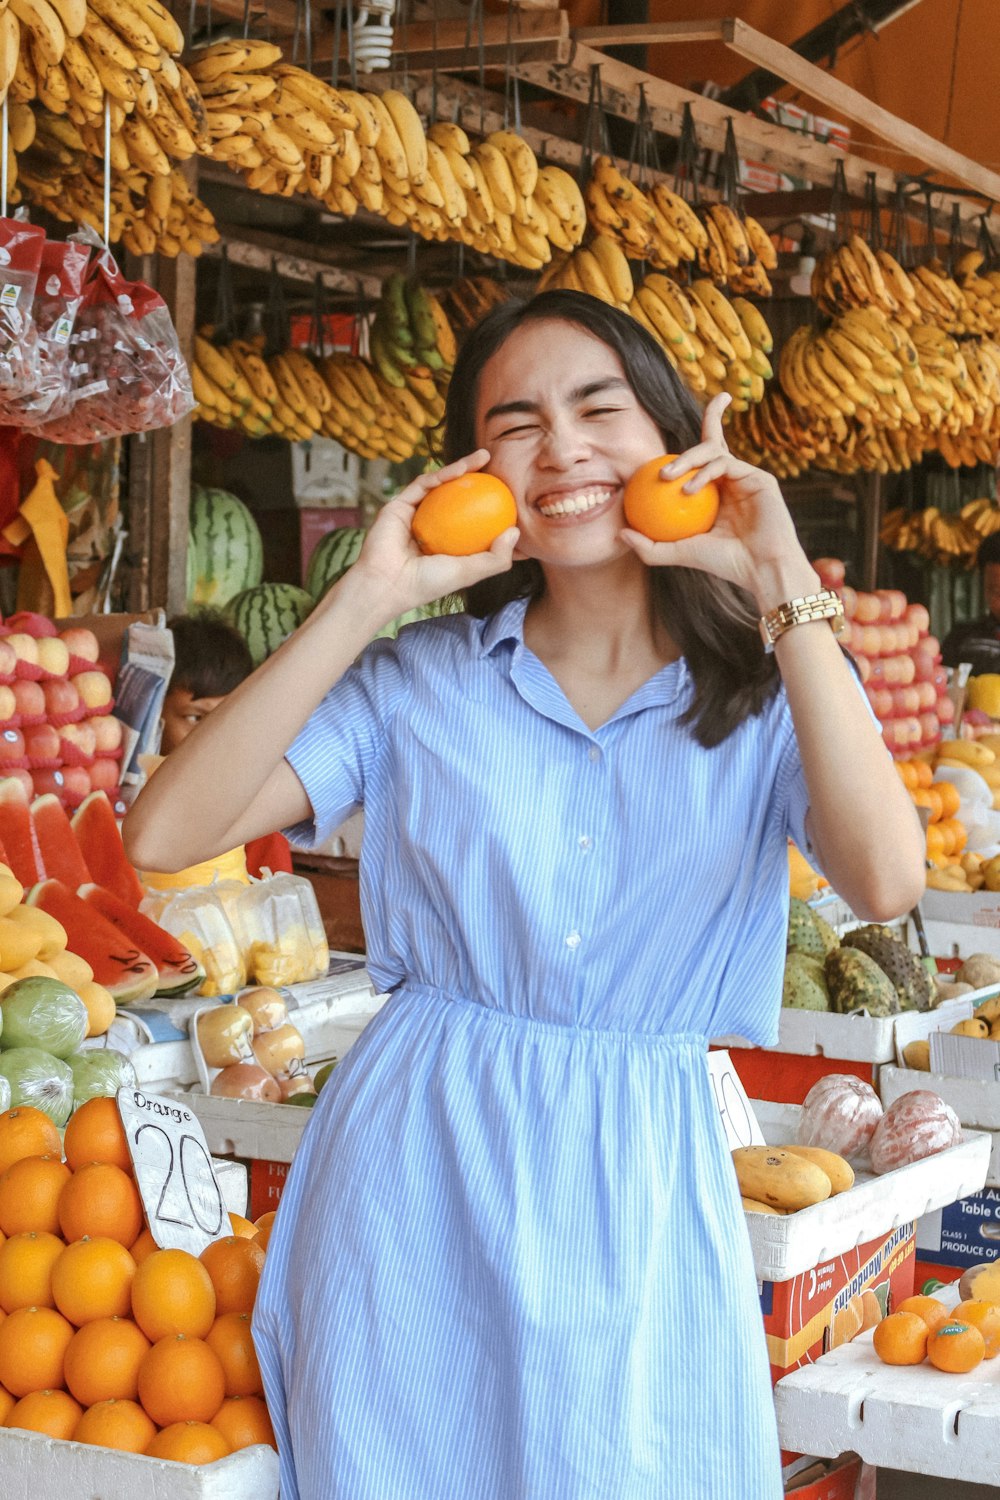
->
[27, 879, 158, 1003]
[31, 794, 92, 890]
[0, 779, 46, 886]
[79, 883, 204, 997]
[71, 791, 144, 907]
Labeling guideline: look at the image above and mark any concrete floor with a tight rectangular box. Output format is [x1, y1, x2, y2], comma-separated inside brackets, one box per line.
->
[878, 1471, 998, 1497]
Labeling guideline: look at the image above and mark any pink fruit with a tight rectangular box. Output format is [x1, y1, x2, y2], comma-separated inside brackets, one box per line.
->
[58, 627, 99, 664]
[35, 637, 70, 678]
[0, 685, 15, 723]
[869, 1090, 961, 1175]
[905, 602, 930, 635]
[918, 711, 941, 744]
[892, 686, 920, 716]
[932, 666, 949, 693]
[876, 589, 907, 622]
[0, 641, 16, 680]
[912, 650, 937, 683]
[5, 633, 39, 666]
[893, 653, 915, 686]
[59, 722, 97, 758]
[902, 715, 922, 746]
[799, 1075, 883, 1161]
[0, 728, 26, 763]
[814, 557, 846, 588]
[883, 655, 904, 686]
[88, 757, 120, 792]
[840, 585, 857, 620]
[4, 612, 56, 638]
[22, 723, 61, 762]
[937, 695, 956, 724]
[915, 681, 937, 711]
[42, 678, 81, 720]
[856, 655, 871, 684]
[854, 593, 881, 625]
[11, 680, 45, 720]
[859, 626, 882, 656]
[72, 670, 112, 710]
[4, 768, 34, 800]
[89, 716, 123, 754]
[870, 688, 894, 719]
[923, 634, 941, 660]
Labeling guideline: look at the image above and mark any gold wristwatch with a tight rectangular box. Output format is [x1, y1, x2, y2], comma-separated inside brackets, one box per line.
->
[758, 589, 846, 654]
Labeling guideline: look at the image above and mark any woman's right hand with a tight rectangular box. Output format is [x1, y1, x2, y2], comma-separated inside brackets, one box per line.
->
[343, 449, 520, 617]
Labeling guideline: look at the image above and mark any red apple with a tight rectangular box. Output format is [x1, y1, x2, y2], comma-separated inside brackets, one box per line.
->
[893, 653, 915, 685]
[868, 687, 894, 719]
[22, 723, 61, 762]
[854, 593, 881, 624]
[0, 640, 15, 680]
[35, 637, 70, 678]
[12, 680, 45, 720]
[31, 765, 90, 803]
[905, 602, 930, 635]
[0, 685, 15, 723]
[937, 695, 956, 724]
[883, 655, 904, 685]
[3, 768, 34, 799]
[918, 711, 941, 744]
[88, 756, 119, 792]
[89, 715, 123, 753]
[915, 681, 937, 711]
[4, 612, 56, 638]
[892, 686, 920, 716]
[912, 649, 937, 683]
[856, 655, 871, 684]
[5, 633, 39, 667]
[43, 679, 81, 720]
[814, 557, 846, 589]
[840, 585, 857, 620]
[901, 715, 922, 747]
[72, 670, 112, 710]
[0, 728, 25, 763]
[59, 722, 96, 758]
[58, 627, 99, 663]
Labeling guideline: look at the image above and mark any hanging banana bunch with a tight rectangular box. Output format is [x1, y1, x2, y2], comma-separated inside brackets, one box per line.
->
[628, 274, 773, 409]
[954, 252, 1000, 338]
[728, 389, 832, 479]
[437, 275, 512, 333]
[881, 500, 1000, 565]
[367, 274, 457, 391]
[696, 202, 776, 296]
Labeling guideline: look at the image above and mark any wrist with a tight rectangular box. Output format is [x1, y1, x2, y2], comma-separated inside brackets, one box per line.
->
[316, 565, 403, 636]
[750, 558, 822, 615]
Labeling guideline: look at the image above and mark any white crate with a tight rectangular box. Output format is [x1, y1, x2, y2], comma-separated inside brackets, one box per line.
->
[746, 1100, 990, 1282]
[773, 1285, 1000, 1484]
[173, 1094, 314, 1165]
[0, 1426, 278, 1500]
[715, 1008, 899, 1063]
[214, 1158, 248, 1217]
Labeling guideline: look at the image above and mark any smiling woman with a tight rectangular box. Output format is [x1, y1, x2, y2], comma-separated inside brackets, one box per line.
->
[124, 289, 925, 1500]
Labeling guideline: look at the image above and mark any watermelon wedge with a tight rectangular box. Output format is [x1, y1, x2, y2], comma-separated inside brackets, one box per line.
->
[0, 779, 46, 886]
[27, 879, 158, 1004]
[71, 791, 144, 907]
[79, 883, 205, 997]
[31, 795, 92, 890]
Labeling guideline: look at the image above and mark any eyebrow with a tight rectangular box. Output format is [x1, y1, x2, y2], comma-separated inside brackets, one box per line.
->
[482, 377, 631, 424]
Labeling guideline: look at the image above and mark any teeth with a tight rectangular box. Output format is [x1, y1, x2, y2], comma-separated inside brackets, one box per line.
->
[538, 488, 611, 518]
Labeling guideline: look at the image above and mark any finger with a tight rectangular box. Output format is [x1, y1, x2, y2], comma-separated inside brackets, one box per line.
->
[619, 528, 726, 575]
[681, 455, 741, 492]
[462, 527, 520, 582]
[700, 392, 732, 447]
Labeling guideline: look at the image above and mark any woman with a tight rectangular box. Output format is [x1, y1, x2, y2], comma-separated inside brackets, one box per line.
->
[125, 291, 925, 1499]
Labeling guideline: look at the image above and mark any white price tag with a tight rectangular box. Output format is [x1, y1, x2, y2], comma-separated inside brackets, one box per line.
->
[707, 1051, 765, 1151]
[117, 1087, 228, 1256]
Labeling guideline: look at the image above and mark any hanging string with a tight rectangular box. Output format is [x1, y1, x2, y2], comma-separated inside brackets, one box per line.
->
[942, 0, 965, 146]
[241, 0, 250, 37]
[103, 95, 111, 246]
[1, 97, 7, 220]
[503, 0, 514, 130]
[430, 4, 438, 125]
[463, 0, 487, 134]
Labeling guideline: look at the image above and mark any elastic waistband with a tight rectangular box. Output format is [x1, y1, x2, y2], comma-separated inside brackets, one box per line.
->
[394, 982, 709, 1051]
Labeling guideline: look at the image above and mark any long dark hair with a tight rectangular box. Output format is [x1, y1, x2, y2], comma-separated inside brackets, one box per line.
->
[443, 289, 779, 748]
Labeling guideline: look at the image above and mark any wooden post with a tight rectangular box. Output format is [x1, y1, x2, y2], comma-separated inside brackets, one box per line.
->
[859, 473, 884, 593]
[126, 250, 196, 614]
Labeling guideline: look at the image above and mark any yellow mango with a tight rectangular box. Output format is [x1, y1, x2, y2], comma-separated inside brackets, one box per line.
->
[903, 1039, 931, 1070]
[79, 981, 115, 1038]
[7, 960, 58, 982]
[0, 916, 44, 971]
[732, 1146, 832, 1211]
[0, 867, 23, 918]
[784, 1145, 854, 1194]
[2, 905, 67, 962]
[48, 949, 94, 989]
[952, 1018, 989, 1039]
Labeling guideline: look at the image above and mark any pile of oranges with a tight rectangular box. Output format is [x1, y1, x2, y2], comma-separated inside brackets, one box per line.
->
[873, 1292, 1000, 1374]
[893, 758, 967, 866]
[0, 1099, 277, 1466]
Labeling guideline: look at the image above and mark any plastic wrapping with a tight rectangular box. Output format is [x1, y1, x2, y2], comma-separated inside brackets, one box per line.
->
[0, 977, 88, 1058]
[0, 1073, 9, 1112]
[141, 886, 246, 998]
[236, 874, 329, 987]
[67, 1047, 137, 1105]
[869, 1090, 962, 1174]
[0, 1045, 74, 1126]
[797, 1074, 884, 1161]
[0, 218, 45, 414]
[0, 239, 88, 426]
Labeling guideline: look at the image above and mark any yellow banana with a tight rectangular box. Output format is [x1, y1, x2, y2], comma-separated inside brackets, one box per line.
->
[473, 141, 517, 216]
[487, 129, 538, 197]
[365, 91, 409, 182]
[730, 296, 773, 353]
[10, 0, 66, 66]
[587, 234, 633, 304]
[381, 89, 427, 186]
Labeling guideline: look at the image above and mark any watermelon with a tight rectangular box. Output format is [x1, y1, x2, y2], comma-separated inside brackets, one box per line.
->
[71, 792, 144, 907]
[28, 879, 158, 1003]
[187, 486, 264, 609]
[224, 583, 314, 667]
[0, 779, 45, 886]
[31, 795, 92, 889]
[79, 884, 205, 997]
[306, 526, 366, 602]
[377, 595, 464, 640]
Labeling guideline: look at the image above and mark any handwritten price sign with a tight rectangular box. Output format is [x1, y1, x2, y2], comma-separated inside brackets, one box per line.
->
[117, 1087, 228, 1256]
[706, 1051, 765, 1152]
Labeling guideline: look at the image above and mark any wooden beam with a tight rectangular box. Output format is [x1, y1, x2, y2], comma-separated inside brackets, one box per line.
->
[574, 21, 726, 47]
[719, 17, 1000, 204]
[309, 9, 570, 68]
[202, 226, 383, 297]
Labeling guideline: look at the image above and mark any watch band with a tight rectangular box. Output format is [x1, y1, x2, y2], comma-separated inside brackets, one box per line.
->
[758, 589, 846, 654]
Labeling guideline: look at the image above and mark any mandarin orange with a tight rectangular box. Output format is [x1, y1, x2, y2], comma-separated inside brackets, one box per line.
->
[51, 1237, 136, 1325]
[411, 473, 517, 557]
[622, 455, 720, 544]
[137, 1334, 226, 1426]
[927, 1320, 986, 1373]
[73, 1396, 157, 1452]
[0, 1304, 75, 1395]
[0, 1108, 61, 1177]
[199, 1236, 265, 1317]
[131, 1248, 216, 1341]
[872, 1310, 928, 1366]
[206, 1312, 263, 1398]
[146, 1419, 231, 1464]
[0, 1155, 70, 1237]
[0, 1231, 64, 1313]
[3, 1387, 82, 1438]
[57, 1162, 143, 1247]
[64, 1316, 151, 1406]
[63, 1097, 132, 1173]
[211, 1393, 276, 1452]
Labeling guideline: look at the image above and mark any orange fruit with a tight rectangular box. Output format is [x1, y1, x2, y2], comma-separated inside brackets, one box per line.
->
[254, 1212, 277, 1233]
[0, 1108, 61, 1178]
[830, 1295, 864, 1348]
[253, 1221, 274, 1253]
[130, 1228, 158, 1265]
[916, 759, 934, 788]
[872, 1310, 929, 1366]
[0, 1385, 14, 1423]
[0, 1304, 75, 1395]
[145, 1419, 231, 1464]
[896, 1294, 951, 1333]
[73, 1397, 157, 1452]
[0, 1231, 64, 1312]
[3, 1387, 82, 1438]
[137, 1334, 226, 1426]
[859, 1288, 883, 1332]
[0, 1155, 71, 1237]
[228, 1213, 257, 1240]
[57, 1162, 143, 1247]
[924, 788, 944, 824]
[206, 1312, 263, 1398]
[63, 1098, 132, 1174]
[411, 473, 517, 557]
[954, 1300, 1000, 1358]
[64, 1316, 151, 1406]
[622, 455, 721, 544]
[927, 1319, 986, 1373]
[51, 1238, 137, 1326]
[211, 1393, 276, 1452]
[896, 761, 919, 792]
[199, 1236, 265, 1317]
[936, 781, 961, 819]
[131, 1248, 216, 1341]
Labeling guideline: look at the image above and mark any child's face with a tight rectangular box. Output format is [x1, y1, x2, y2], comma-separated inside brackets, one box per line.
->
[160, 687, 226, 754]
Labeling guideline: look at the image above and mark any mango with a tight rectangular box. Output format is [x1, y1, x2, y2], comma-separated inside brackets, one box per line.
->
[732, 1146, 833, 1211]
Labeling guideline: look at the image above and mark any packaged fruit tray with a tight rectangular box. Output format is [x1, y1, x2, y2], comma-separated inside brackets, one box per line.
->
[773, 1285, 1000, 1485]
[0, 1424, 278, 1500]
[748, 1102, 991, 1282]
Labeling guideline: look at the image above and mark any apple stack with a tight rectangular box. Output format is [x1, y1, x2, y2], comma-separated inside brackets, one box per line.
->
[813, 559, 951, 760]
[0, 614, 122, 809]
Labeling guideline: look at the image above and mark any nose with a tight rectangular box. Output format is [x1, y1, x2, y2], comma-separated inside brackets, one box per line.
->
[537, 411, 592, 469]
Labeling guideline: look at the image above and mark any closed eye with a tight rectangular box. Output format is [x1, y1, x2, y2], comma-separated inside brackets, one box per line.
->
[497, 423, 539, 438]
[583, 407, 622, 417]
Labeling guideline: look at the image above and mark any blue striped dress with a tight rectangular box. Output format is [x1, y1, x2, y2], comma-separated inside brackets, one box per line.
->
[253, 598, 804, 1499]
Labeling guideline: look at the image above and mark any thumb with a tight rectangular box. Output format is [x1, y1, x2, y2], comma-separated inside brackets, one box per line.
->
[619, 528, 730, 576]
[464, 526, 521, 583]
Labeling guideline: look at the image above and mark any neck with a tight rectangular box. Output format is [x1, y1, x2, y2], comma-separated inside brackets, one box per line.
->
[526, 554, 675, 667]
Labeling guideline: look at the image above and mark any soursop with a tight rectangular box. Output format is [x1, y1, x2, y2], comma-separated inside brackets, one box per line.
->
[825, 947, 899, 1017]
[813, 911, 840, 958]
[783, 953, 830, 1011]
[841, 925, 934, 1012]
[787, 898, 827, 959]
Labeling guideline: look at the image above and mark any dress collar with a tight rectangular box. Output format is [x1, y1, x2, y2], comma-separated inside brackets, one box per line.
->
[478, 597, 531, 657]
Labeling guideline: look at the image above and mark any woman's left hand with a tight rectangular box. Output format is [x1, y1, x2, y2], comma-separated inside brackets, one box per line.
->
[620, 393, 817, 609]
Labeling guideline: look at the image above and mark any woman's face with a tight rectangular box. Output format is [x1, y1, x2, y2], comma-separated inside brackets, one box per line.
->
[474, 318, 666, 572]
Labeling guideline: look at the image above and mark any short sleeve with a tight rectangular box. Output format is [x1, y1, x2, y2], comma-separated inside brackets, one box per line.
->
[775, 663, 882, 871]
[283, 635, 410, 848]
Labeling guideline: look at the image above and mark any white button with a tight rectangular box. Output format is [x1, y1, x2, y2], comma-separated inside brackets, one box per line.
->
[588, 745, 601, 762]
[565, 931, 581, 949]
[578, 835, 592, 851]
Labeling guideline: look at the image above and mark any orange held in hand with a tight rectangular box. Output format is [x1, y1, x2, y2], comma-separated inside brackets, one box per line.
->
[623, 455, 720, 543]
[411, 473, 517, 556]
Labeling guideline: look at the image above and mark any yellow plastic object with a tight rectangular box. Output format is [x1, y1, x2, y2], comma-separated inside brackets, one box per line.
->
[967, 674, 1000, 720]
[141, 842, 250, 893]
[789, 842, 827, 902]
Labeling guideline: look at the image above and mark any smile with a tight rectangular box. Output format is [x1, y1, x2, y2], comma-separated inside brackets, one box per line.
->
[536, 487, 617, 518]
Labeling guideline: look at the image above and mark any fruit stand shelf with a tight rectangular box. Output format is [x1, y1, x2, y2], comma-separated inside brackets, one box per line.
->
[716, 1009, 899, 1063]
[748, 1102, 991, 1282]
[0, 1425, 278, 1500]
[774, 1288, 1000, 1485]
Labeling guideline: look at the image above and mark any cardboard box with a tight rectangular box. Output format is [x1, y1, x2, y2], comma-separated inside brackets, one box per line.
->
[762, 1222, 915, 1385]
[250, 1158, 290, 1221]
[723, 1047, 876, 1106]
[916, 1184, 1000, 1270]
[784, 1455, 871, 1500]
